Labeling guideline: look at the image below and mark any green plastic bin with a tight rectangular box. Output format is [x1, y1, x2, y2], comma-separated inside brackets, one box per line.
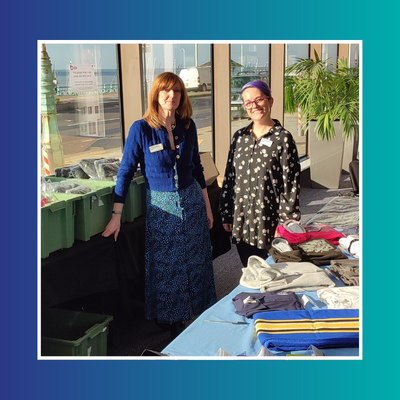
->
[74, 185, 115, 241]
[121, 175, 146, 223]
[41, 175, 146, 240]
[41, 177, 115, 241]
[41, 193, 81, 258]
[41, 308, 113, 357]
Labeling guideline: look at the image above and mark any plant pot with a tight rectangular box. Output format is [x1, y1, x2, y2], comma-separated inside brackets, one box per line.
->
[309, 121, 344, 189]
[342, 126, 359, 173]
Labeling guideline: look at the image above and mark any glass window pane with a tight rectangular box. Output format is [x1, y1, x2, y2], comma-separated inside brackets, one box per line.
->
[322, 43, 338, 70]
[41, 44, 121, 177]
[285, 43, 309, 67]
[142, 43, 213, 156]
[284, 43, 309, 158]
[230, 43, 270, 137]
[349, 43, 360, 68]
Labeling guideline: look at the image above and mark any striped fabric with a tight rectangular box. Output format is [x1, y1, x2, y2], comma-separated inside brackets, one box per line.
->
[254, 309, 359, 351]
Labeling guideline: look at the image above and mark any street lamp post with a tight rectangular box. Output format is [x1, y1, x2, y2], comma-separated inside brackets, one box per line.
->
[41, 44, 64, 175]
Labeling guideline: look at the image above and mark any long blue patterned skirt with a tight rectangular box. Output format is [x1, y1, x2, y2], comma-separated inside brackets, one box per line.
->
[145, 180, 217, 323]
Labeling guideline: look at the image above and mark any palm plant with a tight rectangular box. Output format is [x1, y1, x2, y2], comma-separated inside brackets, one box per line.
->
[284, 50, 359, 141]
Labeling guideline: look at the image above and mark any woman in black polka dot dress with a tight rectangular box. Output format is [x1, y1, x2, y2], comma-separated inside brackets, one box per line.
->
[219, 80, 301, 268]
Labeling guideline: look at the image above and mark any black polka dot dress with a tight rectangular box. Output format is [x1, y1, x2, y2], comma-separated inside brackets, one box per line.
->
[219, 120, 301, 250]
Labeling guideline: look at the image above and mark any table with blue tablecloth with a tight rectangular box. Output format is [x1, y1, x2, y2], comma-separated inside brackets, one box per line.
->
[162, 262, 360, 358]
[163, 196, 360, 358]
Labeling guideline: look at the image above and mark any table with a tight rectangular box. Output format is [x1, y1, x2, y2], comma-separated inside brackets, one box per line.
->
[162, 264, 360, 358]
[163, 192, 361, 359]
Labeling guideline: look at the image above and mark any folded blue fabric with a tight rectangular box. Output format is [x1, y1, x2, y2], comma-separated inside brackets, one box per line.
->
[254, 309, 359, 351]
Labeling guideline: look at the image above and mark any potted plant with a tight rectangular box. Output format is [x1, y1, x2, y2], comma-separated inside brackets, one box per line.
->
[284, 50, 359, 188]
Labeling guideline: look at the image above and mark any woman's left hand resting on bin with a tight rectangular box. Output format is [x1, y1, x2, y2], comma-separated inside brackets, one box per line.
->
[102, 203, 123, 241]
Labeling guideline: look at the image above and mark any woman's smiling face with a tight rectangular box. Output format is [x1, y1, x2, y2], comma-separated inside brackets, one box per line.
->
[242, 87, 273, 122]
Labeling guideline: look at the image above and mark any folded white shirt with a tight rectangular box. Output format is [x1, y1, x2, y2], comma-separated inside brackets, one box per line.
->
[317, 286, 360, 309]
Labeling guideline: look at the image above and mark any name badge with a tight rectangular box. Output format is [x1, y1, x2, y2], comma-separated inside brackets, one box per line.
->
[261, 138, 273, 147]
[149, 143, 164, 153]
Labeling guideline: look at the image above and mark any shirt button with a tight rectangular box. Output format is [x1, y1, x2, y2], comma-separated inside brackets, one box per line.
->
[175, 136, 178, 140]
[176, 144, 180, 149]
[176, 155, 180, 159]
[174, 175, 178, 179]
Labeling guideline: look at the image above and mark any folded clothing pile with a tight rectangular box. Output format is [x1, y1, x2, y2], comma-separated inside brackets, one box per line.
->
[317, 287, 360, 309]
[232, 291, 304, 318]
[54, 164, 90, 179]
[240, 256, 336, 293]
[276, 223, 346, 246]
[54, 158, 121, 180]
[269, 238, 348, 266]
[329, 259, 359, 286]
[254, 308, 359, 351]
[79, 158, 120, 180]
[338, 235, 360, 258]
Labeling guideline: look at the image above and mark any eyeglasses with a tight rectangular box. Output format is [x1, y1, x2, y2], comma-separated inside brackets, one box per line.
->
[243, 96, 268, 110]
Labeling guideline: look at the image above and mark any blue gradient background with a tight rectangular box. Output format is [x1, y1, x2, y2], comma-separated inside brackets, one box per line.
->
[2, 1, 397, 399]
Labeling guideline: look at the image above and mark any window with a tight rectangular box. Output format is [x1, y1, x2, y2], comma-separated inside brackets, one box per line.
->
[322, 43, 338, 70]
[349, 43, 360, 68]
[142, 43, 214, 157]
[230, 43, 270, 137]
[40, 43, 121, 176]
[284, 44, 309, 159]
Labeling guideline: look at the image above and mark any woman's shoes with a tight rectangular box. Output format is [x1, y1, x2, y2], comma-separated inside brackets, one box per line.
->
[154, 319, 172, 331]
[170, 321, 186, 339]
[154, 319, 186, 339]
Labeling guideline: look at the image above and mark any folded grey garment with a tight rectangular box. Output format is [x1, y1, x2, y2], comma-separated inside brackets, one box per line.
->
[96, 161, 121, 180]
[271, 238, 293, 253]
[94, 158, 120, 178]
[65, 185, 92, 194]
[69, 165, 90, 179]
[283, 220, 306, 233]
[78, 158, 101, 179]
[330, 259, 359, 268]
[53, 182, 80, 193]
[54, 167, 64, 177]
[297, 238, 336, 253]
[330, 259, 359, 286]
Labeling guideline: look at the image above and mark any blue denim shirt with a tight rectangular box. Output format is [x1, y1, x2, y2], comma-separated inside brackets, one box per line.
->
[114, 116, 206, 203]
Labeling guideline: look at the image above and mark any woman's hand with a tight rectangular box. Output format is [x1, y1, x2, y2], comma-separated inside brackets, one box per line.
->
[102, 214, 122, 241]
[223, 223, 232, 232]
[206, 205, 214, 230]
[202, 188, 214, 230]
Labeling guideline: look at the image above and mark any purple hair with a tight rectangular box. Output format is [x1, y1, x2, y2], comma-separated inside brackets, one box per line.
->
[241, 80, 271, 98]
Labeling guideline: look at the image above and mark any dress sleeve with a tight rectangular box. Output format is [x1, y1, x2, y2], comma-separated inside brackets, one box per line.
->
[219, 132, 238, 224]
[114, 121, 143, 203]
[278, 132, 301, 223]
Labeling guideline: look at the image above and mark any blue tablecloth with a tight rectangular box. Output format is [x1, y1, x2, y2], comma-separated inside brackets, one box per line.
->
[162, 260, 360, 358]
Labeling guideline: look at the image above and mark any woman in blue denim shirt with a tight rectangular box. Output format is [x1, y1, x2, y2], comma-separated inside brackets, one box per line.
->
[103, 72, 216, 338]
